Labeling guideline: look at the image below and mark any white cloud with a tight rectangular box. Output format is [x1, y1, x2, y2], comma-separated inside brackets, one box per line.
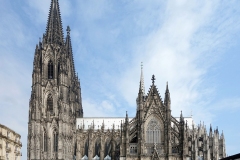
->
[116, 0, 240, 123]
[83, 99, 117, 117]
[1, 0, 240, 158]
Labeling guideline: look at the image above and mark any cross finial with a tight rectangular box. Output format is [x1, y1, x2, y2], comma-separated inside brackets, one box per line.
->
[151, 75, 156, 84]
[67, 26, 71, 35]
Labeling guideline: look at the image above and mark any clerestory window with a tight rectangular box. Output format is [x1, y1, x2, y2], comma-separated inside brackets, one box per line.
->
[48, 60, 54, 79]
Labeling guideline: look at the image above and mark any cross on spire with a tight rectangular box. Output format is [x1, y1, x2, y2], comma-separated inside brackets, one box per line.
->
[67, 26, 71, 35]
[151, 75, 156, 84]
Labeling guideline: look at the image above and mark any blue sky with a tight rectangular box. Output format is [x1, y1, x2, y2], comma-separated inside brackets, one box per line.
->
[0, 0, 240, 159]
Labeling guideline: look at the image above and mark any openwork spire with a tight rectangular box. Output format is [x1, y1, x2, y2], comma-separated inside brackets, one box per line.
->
[139, 62, 145, 95]
[45, 0, 64, 45]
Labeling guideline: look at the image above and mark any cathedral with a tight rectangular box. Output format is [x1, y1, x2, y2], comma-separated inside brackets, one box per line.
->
[27, 0, 226, 160]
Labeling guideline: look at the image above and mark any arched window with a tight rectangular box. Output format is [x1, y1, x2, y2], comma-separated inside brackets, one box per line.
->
[85, 139, 89, 157]
[95, 138, 101, 157]
[48, 60, 54, 79]
[146, 118, 161, 144]
[43, 131, 47, 152]
[47, 95, 53, 113]
[53, 130, 58, 152]
[104, 139, 111, 157]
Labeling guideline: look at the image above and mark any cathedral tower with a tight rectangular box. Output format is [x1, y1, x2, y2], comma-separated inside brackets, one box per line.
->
[27, 0, 83, 159]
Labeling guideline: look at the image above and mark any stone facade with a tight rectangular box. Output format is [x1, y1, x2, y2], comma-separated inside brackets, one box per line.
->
[27, 0, 226, 160]
[0, 124, 22, 160]
[27, 0, 83, 159]
[75, 76, 226, 160]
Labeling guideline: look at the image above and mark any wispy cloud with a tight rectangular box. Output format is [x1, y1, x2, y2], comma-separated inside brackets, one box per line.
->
[1, 0, 240, 158]
[115, 0, 240, 121]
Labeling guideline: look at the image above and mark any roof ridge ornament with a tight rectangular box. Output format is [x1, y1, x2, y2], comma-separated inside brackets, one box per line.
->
[151, 75, 156, 85]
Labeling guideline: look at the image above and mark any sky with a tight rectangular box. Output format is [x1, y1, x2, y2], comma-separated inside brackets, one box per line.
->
[0, 0, 240, 159]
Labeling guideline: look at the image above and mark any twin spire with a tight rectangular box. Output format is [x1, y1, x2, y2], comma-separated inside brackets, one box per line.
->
[45, 0, 64, 45]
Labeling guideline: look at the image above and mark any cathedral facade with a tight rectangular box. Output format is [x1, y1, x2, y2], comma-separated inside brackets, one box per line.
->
[27, 0, 226, 160]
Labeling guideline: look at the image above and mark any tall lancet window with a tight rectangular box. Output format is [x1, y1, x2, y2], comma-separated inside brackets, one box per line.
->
[146, 118, 161, 144]
[48, 60, 54, 79]
[47, 94, 53, 113]
[43, 131, 47, 152]
[53, 130, 58, 152]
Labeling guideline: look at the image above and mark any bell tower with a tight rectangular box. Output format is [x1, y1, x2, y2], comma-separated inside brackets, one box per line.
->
[27, 0, 83, 159]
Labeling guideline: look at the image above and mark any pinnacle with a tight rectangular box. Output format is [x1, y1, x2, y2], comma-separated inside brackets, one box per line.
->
[165, 81, 169, 93]
[139, 62, 145, 95]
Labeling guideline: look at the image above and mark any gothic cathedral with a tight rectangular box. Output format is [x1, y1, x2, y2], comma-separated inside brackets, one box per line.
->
[27, 0, 226, 160]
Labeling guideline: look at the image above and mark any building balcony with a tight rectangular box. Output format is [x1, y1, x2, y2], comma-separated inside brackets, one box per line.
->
[6, 146, 11, 153]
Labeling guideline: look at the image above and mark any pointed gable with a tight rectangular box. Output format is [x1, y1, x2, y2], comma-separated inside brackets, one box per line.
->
[143, 75, 165, 121]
